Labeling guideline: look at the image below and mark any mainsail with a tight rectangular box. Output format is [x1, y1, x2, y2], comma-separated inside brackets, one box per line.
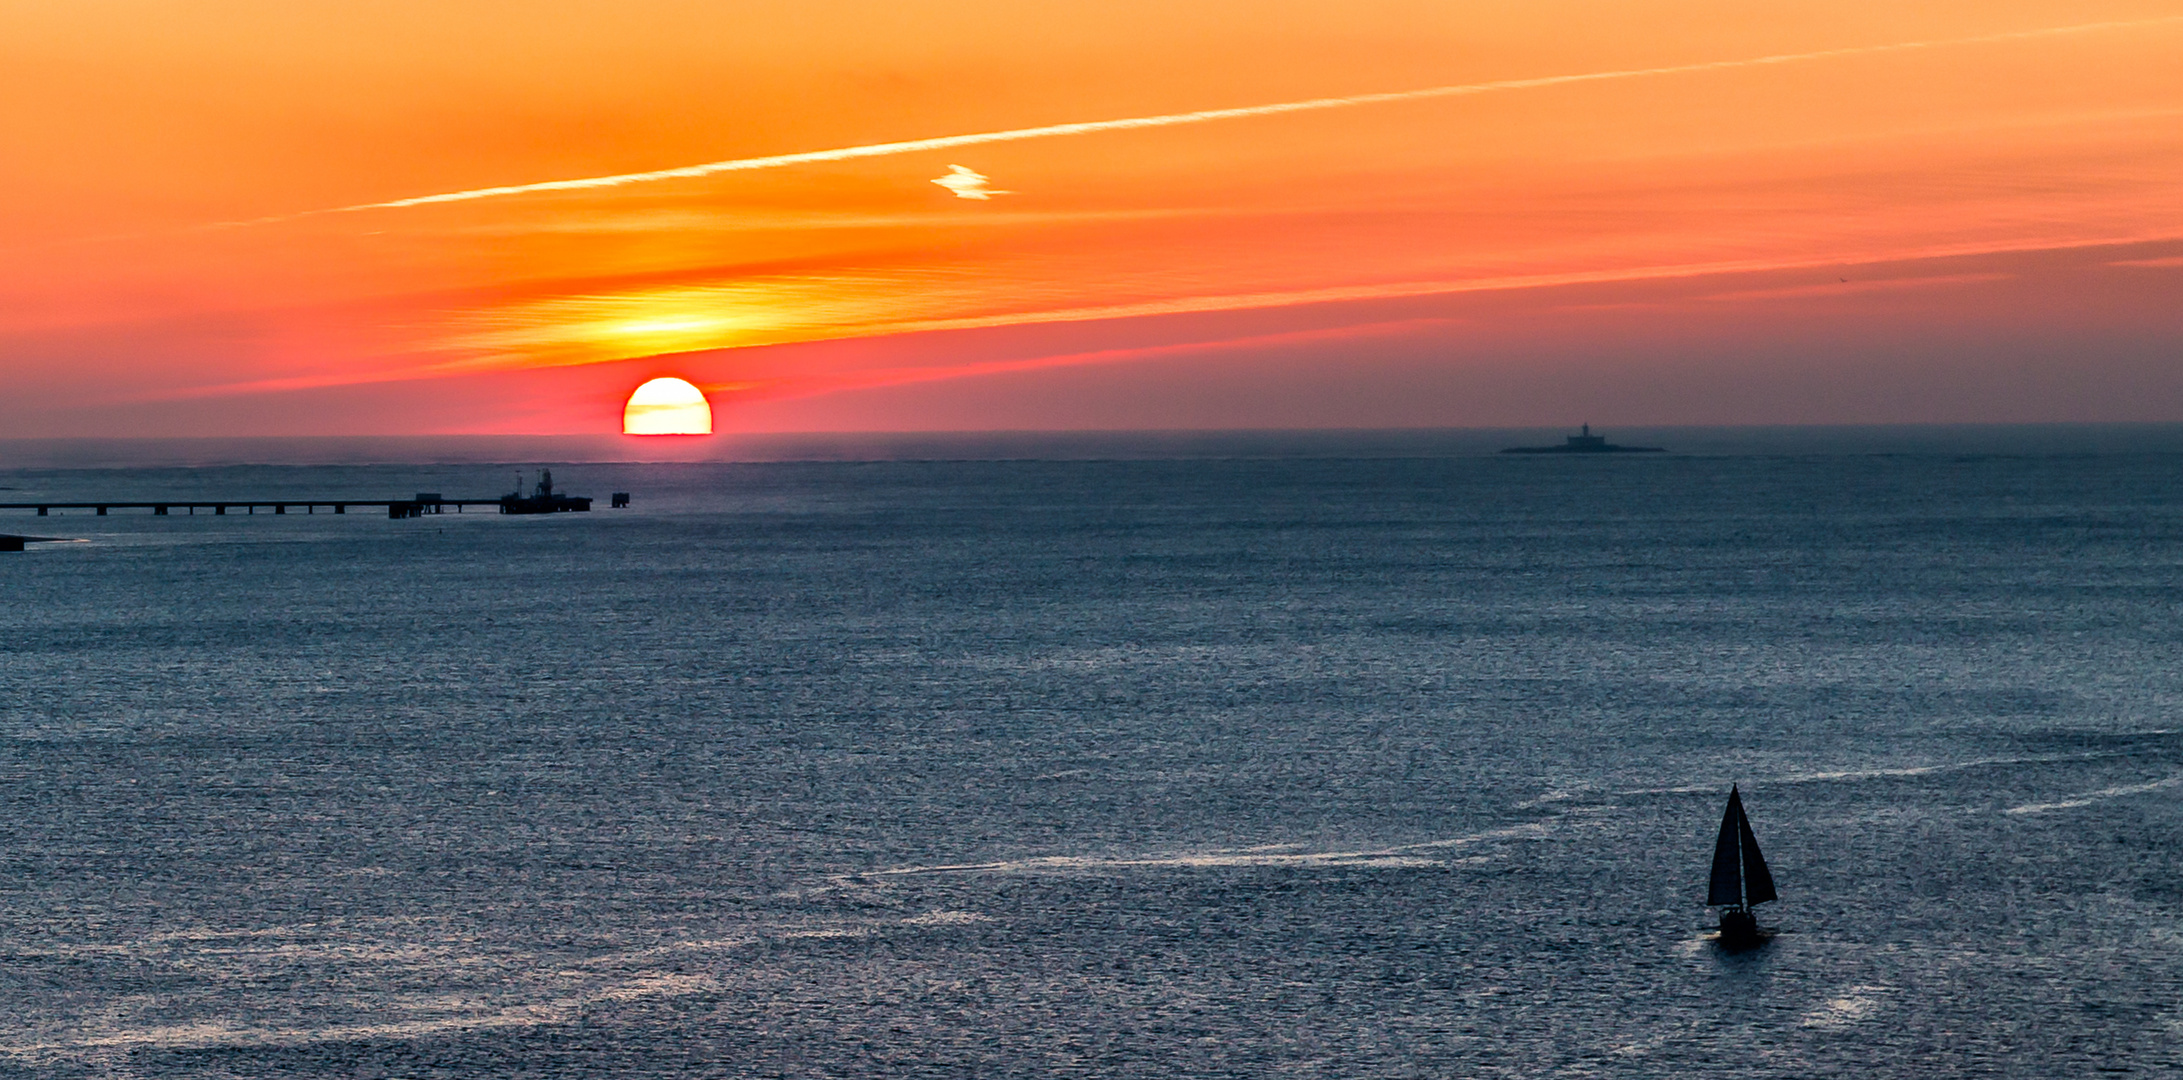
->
[1707, 785, 1776, 907]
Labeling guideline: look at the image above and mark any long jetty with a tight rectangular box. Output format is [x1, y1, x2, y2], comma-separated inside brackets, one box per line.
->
[3, 497, 506, 519]
[1, 472, 620, 520]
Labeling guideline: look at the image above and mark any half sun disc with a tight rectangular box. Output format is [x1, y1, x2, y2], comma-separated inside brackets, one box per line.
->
[623, 377, 713, 435]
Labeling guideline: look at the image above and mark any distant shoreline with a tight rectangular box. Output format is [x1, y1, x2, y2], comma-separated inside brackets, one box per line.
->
[5, 423, 2183, 468]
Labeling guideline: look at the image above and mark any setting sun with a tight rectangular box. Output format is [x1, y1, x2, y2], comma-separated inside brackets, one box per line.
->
[622, 377, 713, 435]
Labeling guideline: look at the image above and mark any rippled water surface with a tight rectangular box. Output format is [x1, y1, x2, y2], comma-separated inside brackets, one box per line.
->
[1, 447, 2180, 1076]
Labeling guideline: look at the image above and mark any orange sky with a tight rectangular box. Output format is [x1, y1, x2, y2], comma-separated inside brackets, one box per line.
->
[5, 1, 2182, 436]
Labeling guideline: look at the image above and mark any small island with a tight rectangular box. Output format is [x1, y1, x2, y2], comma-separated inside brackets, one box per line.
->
[1500, 424, 1664, 454]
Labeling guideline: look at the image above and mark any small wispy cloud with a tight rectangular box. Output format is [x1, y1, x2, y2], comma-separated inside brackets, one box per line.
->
[932, 165, 1009, 200]
[2111, 254, 2183, 268]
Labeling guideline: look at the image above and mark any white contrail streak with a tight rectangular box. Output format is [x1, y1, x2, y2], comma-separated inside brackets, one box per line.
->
[255, 17, 2179, 222]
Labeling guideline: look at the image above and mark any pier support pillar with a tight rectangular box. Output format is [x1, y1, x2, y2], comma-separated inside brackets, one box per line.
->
[154, 505, 167, 515]
[36, 507, 47, 516]
[96, 506, 107, 516]
[215, 506, 224, 515]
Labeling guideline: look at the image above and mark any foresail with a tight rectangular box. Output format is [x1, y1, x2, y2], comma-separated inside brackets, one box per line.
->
[1738, 810, 1776, 905]
[1707, 792, 1744, 906]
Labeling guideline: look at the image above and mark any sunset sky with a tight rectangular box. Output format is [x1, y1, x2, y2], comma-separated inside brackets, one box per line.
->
[6, 1, 2183, 436]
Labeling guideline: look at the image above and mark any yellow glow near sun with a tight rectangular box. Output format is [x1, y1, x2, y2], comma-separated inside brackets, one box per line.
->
[623, 377, 714, 435]
[450, 277, 943, 369]
[608, 317, 722, 337]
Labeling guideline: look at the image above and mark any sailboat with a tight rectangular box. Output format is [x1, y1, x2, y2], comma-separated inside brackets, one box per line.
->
[1707, 785, 1776, 946]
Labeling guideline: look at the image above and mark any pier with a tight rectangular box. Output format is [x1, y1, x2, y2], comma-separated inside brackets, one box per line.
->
[0, 473, 617, 520]
[0, 497, 507, 519]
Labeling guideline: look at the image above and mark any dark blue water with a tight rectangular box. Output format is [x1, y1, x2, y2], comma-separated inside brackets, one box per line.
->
[1, 447, 2180, 1076]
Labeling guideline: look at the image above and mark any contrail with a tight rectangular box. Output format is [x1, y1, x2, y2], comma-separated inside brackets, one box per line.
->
[242, 16, 2179, 223]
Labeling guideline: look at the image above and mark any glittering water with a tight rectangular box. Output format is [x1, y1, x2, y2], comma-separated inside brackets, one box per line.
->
[1, 444, 2180, 1076]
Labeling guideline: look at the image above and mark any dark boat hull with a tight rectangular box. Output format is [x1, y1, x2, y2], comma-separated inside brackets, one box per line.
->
[1716, 908, 1768, 950]
[0, 534, 71, 552]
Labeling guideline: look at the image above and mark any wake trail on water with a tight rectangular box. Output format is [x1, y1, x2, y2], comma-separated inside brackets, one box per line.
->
[860, 820, 1560, 879]
[2004, 774, 2183, 815]
[1606, 743, 2183, 799]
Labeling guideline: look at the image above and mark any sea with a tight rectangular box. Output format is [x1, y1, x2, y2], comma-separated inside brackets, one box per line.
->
[1, 427, 2179, 1077]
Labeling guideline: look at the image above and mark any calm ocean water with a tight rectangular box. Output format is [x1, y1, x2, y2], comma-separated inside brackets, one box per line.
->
[2, 434, 2180, 1076]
